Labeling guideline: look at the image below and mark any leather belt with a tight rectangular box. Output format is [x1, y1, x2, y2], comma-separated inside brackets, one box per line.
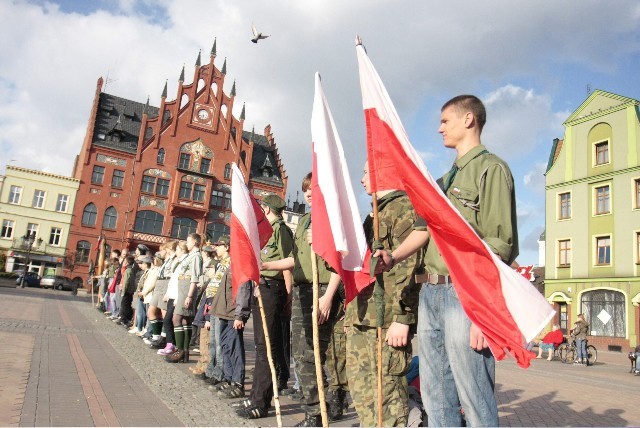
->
[415, 273, 451, 284]
[178, 275, 192, 280]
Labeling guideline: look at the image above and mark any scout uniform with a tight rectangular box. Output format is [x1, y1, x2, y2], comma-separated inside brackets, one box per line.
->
[243, 195, 294, 416]
[345, 190, 424, 427]
[420, 144, 518, 427]
[290, 211, 338, 422]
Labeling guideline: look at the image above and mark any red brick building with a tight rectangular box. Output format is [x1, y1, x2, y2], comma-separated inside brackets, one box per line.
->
[67, 41, 287, 283]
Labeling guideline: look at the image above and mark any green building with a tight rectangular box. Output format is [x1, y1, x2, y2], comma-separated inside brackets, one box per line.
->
[545, 90, 640, 351]
[0, 166, 80, 277]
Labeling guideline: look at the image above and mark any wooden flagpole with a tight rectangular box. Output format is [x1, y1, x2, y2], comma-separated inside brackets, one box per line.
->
[256, 282, 283, 428]
[311, 251, 329, 427]
[372, 194, 384, 428]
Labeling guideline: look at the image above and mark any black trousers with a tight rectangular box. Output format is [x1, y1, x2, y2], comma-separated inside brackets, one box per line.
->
[248, 278, 287, 410]
[119, 292, 134, 322]
[163, 299, 176, 345]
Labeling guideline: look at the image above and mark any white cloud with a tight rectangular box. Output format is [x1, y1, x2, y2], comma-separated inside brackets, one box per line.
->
[1, 0, 640, 204]
[523, 162, 548, 194]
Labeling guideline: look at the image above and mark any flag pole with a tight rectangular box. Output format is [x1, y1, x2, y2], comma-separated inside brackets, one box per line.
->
[311, 250, 329, 427]
[256, 282, 283, 428]
[371, 193, 384, 428]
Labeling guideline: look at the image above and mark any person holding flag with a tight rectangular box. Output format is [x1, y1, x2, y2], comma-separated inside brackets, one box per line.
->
[259, 173, 343, 427]
[344, 163, 425, 427]
[235, 194, 293, 420]
[375, 95, 518, 426]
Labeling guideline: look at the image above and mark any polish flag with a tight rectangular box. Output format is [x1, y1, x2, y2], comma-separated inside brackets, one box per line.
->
[356, 42, 554, 368]
[310, 73, 373, 304]
[230, 163, 273, 298]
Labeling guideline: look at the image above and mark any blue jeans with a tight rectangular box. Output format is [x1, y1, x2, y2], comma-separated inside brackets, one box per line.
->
[576, 339, 587, 360]
[418, 283, 498, 427]
[205, 315, 224, 380]
[135, 300, 147, 331]
[219, 318, 246, 385]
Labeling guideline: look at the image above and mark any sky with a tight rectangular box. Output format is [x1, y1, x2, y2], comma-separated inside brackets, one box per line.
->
[2, 0, 640, 265]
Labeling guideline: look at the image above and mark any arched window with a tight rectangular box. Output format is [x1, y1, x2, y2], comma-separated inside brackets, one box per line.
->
[76, 240, 91, 263]
[224, 163, 231, 180]
[157, 149, 165, 165]
[171, 217, 197, 239]
[82, 203, 98, 226]
[134, 210, 164, 235]
[581, 289, 625, 337]
[206, 222, 230, 243]
[103, 206, 117, 229]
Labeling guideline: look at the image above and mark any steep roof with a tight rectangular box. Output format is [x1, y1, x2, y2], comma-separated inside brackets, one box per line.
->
[243, 130, 284, 187]
[91, 92, 283, 186]
[92, 93, 159, 153]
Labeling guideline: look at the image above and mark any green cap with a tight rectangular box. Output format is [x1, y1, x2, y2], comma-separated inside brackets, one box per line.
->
[215, 235, 230, 246]
[261, 194, 285, 213]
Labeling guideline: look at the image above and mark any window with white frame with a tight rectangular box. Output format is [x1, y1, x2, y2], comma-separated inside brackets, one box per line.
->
[26, 223, 38, 238]
[595, 236, 611, 266]
[56, 194, 69, 212]
[558, 239, 571, 267]
[594, 185, 610, 215]
[8, 185, 22, 204]
[1, 220, 14, 238]
[49, 227, 62, 246]
[32, 190, 46, 208]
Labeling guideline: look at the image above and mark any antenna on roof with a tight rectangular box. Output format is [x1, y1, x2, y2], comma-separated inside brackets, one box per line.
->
[586, 84, 592, 96]
[104, 69, 118, 93]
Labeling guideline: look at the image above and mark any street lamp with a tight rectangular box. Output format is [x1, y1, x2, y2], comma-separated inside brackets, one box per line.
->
[19, 232, 43, 288]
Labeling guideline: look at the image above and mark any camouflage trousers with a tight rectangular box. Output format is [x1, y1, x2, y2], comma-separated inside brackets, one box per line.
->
[291, 283, 339, 416]
[326, 309, 348, 392]
[346, 325, 411, 427]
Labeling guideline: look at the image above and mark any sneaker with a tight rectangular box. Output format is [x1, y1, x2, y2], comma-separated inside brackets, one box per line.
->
[128, 328, 139, 334]
[220, 383, 244, 399]
[204, 377, 221, 386]
[231, 399, 253, 409]
[149, 338, 167, 349]
[236, 404, 268, 419]
[209, 381, 231, 391]
[104, 312, 112, 316]
[143, 338, 152, 345]
[157, 343, 176, 355]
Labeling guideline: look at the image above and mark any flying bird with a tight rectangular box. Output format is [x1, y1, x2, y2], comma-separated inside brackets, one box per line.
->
[251, 23, 269, 43]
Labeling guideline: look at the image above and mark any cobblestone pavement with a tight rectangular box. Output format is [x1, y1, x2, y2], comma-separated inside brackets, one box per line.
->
[1, 280, 639, 426]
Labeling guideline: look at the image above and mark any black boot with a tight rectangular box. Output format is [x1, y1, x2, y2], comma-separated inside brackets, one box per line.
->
[328, 389, 347, 420]
[294, 413, 322, 427]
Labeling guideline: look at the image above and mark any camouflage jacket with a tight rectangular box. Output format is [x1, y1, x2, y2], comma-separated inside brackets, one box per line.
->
[345, 191, 423, 328]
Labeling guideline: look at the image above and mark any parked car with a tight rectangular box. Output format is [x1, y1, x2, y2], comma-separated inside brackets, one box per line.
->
[15, 271, 41, 287]
[40, 275, 74, 290]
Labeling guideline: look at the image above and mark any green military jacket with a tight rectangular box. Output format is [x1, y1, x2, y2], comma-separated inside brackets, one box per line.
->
[424, 145, 519, 276]
[345, 191, 424, 328]
[291, 212, 332, 285]
[261, 217, 294, 281]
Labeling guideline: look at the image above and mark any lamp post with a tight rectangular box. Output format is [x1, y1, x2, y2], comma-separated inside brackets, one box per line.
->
[19, 232, 43, 288]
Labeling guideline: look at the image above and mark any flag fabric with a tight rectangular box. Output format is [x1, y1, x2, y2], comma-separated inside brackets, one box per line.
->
[93, 234, 103, 252]
[356, 43, 555, 368]
[230, 163, 273, 298]
[310, 73, 374, 304]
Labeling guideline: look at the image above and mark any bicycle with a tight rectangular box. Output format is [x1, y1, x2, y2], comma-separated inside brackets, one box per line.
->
[558, 338, 597, 365]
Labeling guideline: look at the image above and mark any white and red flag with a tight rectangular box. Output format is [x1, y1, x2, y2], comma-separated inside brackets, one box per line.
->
[356, 41, 554, 368]
[230, 163, 273, 298]
[310, 72, 374, 304]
